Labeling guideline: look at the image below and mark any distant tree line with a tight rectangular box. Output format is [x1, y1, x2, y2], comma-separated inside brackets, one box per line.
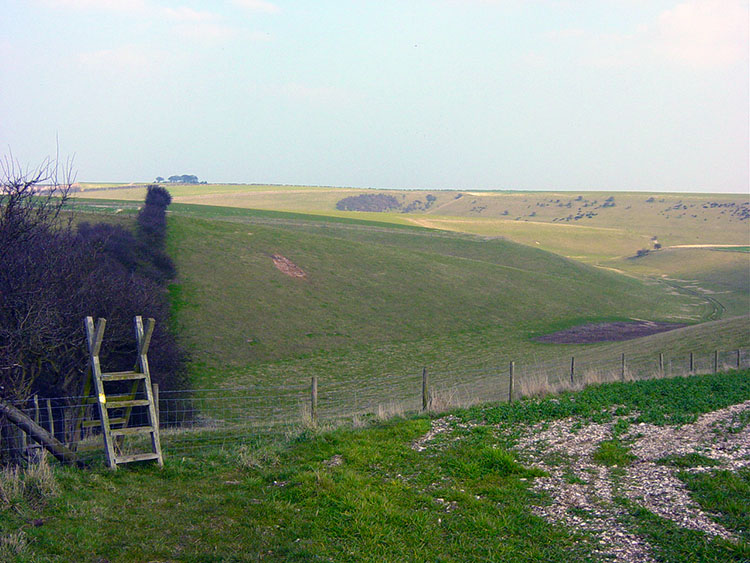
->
[154, 175, 205, 184]
[0, 159, 188, 423]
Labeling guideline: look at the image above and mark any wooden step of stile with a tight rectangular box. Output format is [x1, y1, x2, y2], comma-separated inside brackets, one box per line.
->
[101, 371, 147, 382]
[105, 399, 151, 408]
[82, 417, 126, 428]
[115, 452, 161, 464]
[110, 426, 155, 438]
[84, 393, 139, 405]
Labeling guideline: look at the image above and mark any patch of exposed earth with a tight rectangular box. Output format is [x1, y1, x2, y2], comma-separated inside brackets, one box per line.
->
[271, 254, 306, 278]
[413, 400, 750, 563]
[535, 320, 687, 344]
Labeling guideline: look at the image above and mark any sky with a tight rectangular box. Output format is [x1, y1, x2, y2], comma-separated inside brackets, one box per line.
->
[1, 0, 748, 192]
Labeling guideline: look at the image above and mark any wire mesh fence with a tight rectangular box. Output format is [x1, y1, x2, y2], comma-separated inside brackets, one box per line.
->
[1, 347, 748, 466]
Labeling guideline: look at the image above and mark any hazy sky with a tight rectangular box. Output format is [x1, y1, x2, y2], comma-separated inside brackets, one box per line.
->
[1, 1, 748, 192]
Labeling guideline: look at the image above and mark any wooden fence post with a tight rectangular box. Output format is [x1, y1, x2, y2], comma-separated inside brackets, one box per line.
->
[508, 361, 514, 403]
[659, 353, 664, 375]
[570, 357, 575, 385]
[689, 352, 694, 373]
[422, 367, 429, 412]
[738, 350, 742, 369]
[46, 399, 54, 436]
[311, 376, 318, 425]
[621, 353, 626, 381]
[713, 350, 719, 373]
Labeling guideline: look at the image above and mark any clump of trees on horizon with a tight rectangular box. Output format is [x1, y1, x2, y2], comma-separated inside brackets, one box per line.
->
[1, 158, 188, 426]
[155, 174, 206, 184]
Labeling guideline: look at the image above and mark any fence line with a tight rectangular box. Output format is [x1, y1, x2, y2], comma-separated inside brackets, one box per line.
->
[1, 348, 748, 465]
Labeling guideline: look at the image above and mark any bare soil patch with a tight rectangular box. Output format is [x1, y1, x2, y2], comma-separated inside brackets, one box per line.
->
[535, 321, 687, 344]
[271, 254, 306, 278]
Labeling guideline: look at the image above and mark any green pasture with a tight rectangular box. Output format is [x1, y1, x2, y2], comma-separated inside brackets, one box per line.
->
[163, 210, 714, 389]
[4, 370, 749, 562]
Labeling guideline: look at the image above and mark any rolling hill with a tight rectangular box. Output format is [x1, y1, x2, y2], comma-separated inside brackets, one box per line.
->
[161, 208, 709, 389]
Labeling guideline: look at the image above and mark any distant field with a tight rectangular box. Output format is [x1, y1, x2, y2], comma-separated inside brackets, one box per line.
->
[75, 183, 749, 256]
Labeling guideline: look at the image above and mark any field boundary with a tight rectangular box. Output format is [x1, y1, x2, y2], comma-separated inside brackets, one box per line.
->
[2, 348, 748, 465]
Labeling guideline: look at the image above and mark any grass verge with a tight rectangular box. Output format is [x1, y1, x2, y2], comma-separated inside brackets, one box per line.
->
[1, 370, 747, 562]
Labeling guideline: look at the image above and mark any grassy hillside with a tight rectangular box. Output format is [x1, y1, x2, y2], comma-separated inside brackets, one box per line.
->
[163, 210, 709, 389]
[4, 370, 749, 562]
[605, 248, 750, 318]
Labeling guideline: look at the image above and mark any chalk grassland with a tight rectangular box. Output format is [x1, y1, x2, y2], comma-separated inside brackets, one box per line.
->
[3, 371, 749, 562]
[163, 212, 720, 390]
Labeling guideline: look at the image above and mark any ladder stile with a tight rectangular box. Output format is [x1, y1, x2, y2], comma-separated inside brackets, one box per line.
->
[80, 315, 164, 469]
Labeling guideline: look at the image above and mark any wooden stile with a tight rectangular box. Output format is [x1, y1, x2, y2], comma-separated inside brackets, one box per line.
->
[80, 316, 163, 470]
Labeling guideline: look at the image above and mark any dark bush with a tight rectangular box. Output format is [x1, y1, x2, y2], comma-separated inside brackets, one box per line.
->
[1, 165, 188, 405]
[78, 222, 140, 273]
[336, 194, 402, 212]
